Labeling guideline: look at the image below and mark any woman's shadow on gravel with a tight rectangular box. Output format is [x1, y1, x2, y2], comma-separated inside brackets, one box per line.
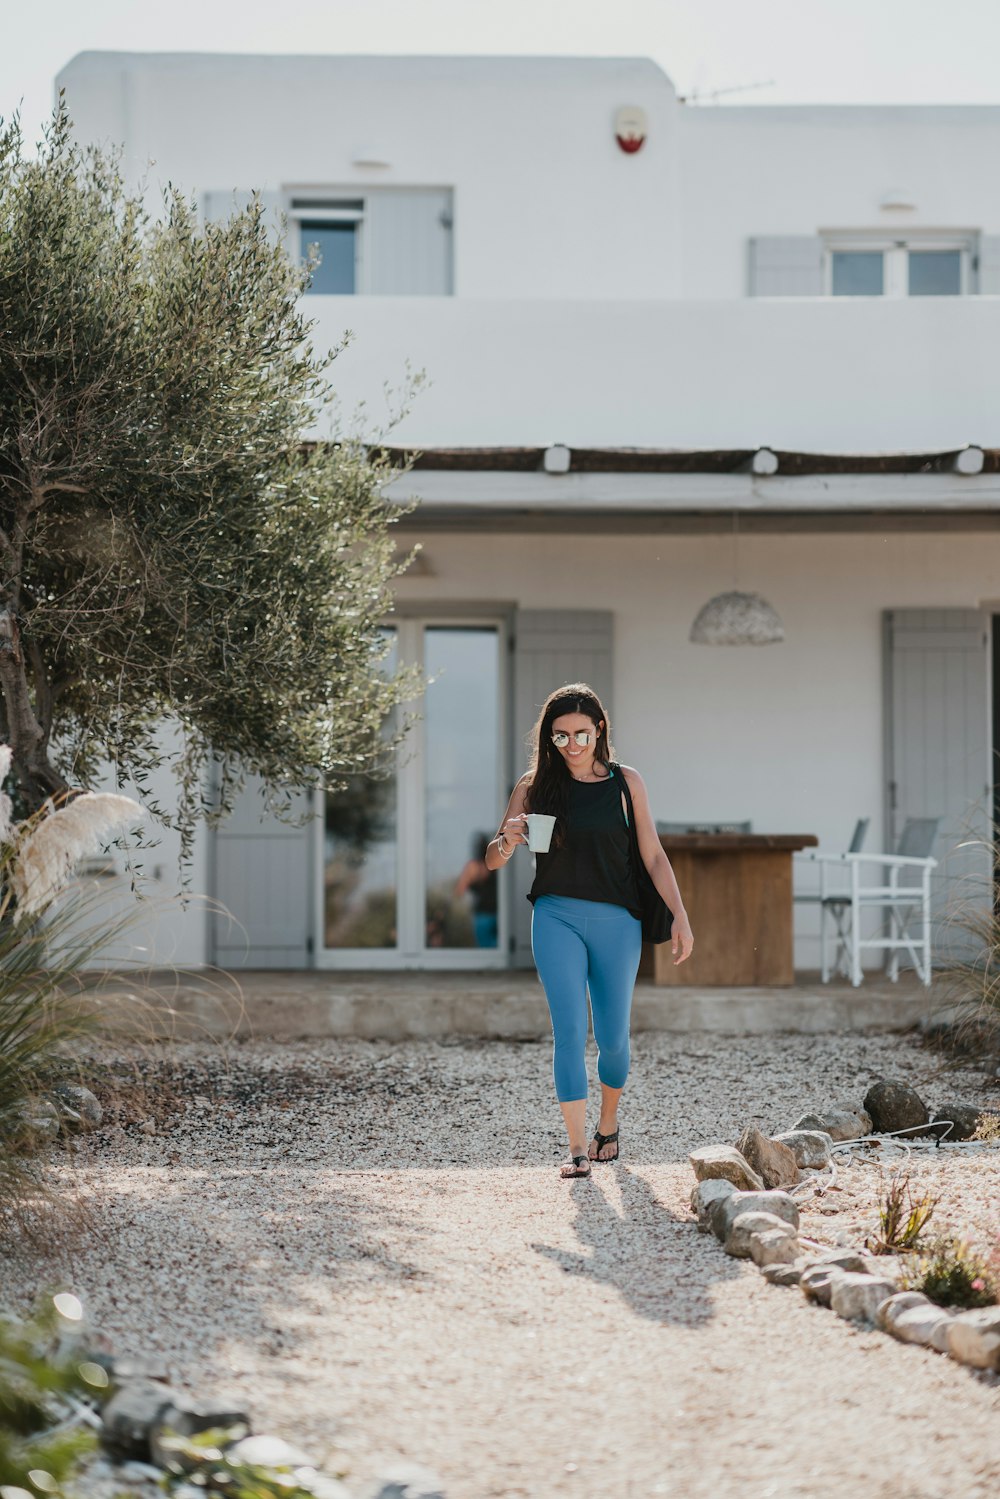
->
[530, 1166, 741, 1326]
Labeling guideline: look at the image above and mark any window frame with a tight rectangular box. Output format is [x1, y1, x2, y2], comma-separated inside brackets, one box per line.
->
[287, 194, 366, 295]
[821, 230, 976, 298]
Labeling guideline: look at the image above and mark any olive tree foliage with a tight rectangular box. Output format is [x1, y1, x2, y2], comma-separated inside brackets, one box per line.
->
[0, 104, 419, 860]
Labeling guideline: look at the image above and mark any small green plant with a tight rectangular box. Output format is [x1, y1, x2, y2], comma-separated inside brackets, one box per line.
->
[865, 1170, 939, 1255]
[0, 1294, 106, 1496]
[158, 1425, 333, 1497]
[903, 1236, 999, 1309]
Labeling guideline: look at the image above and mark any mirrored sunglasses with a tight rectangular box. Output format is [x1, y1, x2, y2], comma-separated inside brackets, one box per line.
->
[551, 730, 594, 748]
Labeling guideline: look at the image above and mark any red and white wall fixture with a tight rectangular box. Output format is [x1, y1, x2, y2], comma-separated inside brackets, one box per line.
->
[614, 106, 648, 154]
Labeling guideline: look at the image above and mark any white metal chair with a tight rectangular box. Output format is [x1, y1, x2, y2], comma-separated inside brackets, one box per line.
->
[794, 818, 867, 973]
[801, 817, 939, 986]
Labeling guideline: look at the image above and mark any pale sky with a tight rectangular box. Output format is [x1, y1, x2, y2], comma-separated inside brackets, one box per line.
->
[4, 0, 1000, 144]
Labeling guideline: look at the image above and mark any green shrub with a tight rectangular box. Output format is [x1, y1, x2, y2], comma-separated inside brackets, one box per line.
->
[865, 1171, 939, 1255]
[158, 1425, 335, 1497]
[0, 1294, 105, 1496]
[902, 1236, 999, 1309]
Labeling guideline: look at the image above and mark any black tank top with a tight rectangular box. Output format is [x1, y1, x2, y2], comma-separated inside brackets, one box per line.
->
[527, 766, 641, 917]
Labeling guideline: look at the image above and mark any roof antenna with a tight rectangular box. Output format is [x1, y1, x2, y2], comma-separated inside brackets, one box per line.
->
[678, 79, 776, 105]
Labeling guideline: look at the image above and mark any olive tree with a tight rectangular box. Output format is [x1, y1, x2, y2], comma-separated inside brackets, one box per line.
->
[0, 105, 418, 858]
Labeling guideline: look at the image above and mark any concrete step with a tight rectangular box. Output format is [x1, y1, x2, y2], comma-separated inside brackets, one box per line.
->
[86, 969, 940, 1041]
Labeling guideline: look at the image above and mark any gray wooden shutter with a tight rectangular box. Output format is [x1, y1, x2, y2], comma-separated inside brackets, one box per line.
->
[884, 609, 990, 964]
[509, 610, 614, 966]
[203, 191, 285, 245]
[748, 236, 824, 296]
[976, 236, 1000, 293]
[211, 775, 314, 969]
[364, 189, 453, 295]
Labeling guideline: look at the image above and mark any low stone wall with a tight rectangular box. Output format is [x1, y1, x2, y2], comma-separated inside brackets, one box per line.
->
[82, 971, 936, 1042]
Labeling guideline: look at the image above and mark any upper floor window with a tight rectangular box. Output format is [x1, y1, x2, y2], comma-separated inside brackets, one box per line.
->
[826, 234, 972, 297]
[748, 232, 983, 297]
[292, 198, 362, 295]
[288, 189, 454, 297]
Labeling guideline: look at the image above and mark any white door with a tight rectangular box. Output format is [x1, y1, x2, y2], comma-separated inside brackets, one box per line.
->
[884, 608, 991, 962]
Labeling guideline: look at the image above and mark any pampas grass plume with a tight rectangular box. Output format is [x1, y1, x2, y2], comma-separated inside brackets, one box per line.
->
[11, 792, 143, 921]
[0, 744, 12, 845]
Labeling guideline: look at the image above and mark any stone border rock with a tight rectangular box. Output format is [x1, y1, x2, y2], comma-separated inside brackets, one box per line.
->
[47, 1335, 446, 1499]
[687, 1079, 1000, 1375]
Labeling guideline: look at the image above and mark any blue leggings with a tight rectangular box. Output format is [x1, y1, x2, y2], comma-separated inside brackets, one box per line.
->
[531, 895, 643, 1102]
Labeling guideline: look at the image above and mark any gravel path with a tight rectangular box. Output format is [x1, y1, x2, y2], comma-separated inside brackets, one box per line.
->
[5, 1030, 1000, 1499]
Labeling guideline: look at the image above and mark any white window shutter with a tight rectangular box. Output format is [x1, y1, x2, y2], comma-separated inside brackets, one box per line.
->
[211, 775, 314, 969]
[363, 189, 453, 295]
[748, 236, 824, 296]
[976, 236, 1000, 293]
[883, 608, 989, 965]
[509, 610, 614, 966]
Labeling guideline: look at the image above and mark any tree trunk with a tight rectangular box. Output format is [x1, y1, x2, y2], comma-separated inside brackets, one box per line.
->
[0, 608, 68, 809]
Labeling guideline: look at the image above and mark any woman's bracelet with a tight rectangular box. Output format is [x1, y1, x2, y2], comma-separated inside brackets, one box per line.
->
[497, 833, 513, 859]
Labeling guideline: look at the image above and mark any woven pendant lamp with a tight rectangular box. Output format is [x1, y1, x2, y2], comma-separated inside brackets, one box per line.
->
[689, 513, 784, 645]
[689, 590, 784, 645]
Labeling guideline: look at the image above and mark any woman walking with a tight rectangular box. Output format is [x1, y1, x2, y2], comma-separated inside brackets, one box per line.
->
[485, 684, 693, 1178]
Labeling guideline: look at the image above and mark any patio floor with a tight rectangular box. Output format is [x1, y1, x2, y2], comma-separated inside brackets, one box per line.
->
[91, 967, 944, 1041]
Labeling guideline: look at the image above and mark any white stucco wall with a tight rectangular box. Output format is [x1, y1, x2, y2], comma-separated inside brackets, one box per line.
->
[57, 53, 1000, 309]
[679, 105, 1000, 298]
[89, 740, 211, 970]
[308, 293, 1000, 451]
[56, 52, 680, 301]
[391, 524, 1000, 971]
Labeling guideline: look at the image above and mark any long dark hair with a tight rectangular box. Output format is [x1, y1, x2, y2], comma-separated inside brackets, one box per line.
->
[524, 683, 615, 843]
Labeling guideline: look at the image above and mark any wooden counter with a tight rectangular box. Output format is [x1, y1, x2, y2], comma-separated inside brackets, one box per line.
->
[640, 833, 818, 988]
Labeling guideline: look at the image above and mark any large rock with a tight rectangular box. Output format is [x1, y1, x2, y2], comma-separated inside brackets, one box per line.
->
[16, 1099, 61, 1144]
[801, 1248, 872, 1276]
[711, 1189, 800, 1243]
[749, 1226, 801, 1268]
[876, 1291, 930, 1330]
[690, 1177, 736, 1232]
[800, 1263, 849, 1307]
[689, 1145, 764, 1192]
[889, 1304, 955, 1349]
[772, 1130, 833, 1169]
[225, 1435, 314, 1469]
[762, 1261, 806, 1287]
[51, 1082, 103, 1129]
[150, 1398, 252, 1468]
[927, 1103, 988, 1142]
[724, 1210, 798, 1260]
[929, 1318, 955, 1354]
[863, 1080, 930, 1135]
[734, 1124, 800, 1189]
[945, 1307, 1000, 1370]
[829, 1271, 898, 1324]
[101, 1380, 181, 1460]
[790, 1108, 872, 1142]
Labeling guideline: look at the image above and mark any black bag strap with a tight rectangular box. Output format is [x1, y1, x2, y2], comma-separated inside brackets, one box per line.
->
[615, 763, 639, 844]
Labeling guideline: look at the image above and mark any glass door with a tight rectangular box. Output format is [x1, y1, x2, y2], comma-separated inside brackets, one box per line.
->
[318, 617, 508, 968]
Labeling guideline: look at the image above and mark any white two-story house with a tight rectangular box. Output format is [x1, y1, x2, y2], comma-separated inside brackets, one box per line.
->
[58, 51, 1000, 975]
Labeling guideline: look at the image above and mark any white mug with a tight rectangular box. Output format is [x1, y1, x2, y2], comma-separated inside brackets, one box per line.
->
[524, 813, 556, 853]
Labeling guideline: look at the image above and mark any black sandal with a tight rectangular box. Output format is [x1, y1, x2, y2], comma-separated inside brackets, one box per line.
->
[590, 1128, 620, 1163]
[560, 1155, 592, 1178]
